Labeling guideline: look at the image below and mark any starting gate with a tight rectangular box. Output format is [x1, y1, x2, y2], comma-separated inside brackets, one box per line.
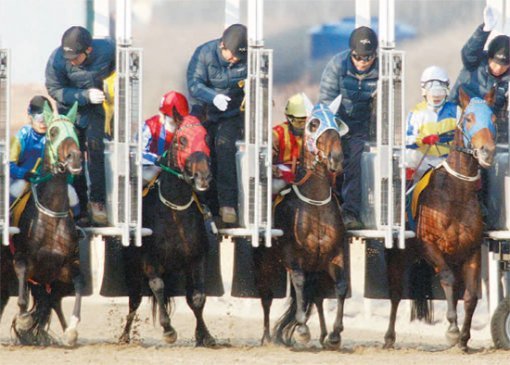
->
[0, 49, 18, 246]
[354, 0, 414, 249]
[88, 0, 148, 247]
[219, 0, 283, 247]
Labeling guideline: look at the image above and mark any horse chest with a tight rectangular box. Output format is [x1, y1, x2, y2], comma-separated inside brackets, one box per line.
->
[292, 206, 343, 253]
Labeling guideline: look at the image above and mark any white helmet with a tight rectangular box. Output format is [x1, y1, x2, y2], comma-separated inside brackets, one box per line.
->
[420, 66, 449, 107]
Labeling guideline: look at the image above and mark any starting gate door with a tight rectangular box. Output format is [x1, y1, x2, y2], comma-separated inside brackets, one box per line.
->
[101, 0, 145, 247]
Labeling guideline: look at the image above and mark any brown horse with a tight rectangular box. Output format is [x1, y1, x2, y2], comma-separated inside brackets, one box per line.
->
[11, 103, 83, 346]
[257, 100, 348, 348]
[384, 88, 496, 351]
[119, 114, 216, 346]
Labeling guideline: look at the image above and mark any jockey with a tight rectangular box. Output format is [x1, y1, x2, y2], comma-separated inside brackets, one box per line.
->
[9, 96, 80, 216]
[406, 66, 461, 182]
[141, 91, 189, 185]
[272, 93, 306, 193]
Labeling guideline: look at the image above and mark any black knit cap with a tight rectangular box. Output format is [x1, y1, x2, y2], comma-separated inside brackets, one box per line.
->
[349, 26, 378, 56]
[488, 35, 510, 65]
[222, 24, 247, 60]
[28, 95, 53, 115]
[61, 26, 92, 60]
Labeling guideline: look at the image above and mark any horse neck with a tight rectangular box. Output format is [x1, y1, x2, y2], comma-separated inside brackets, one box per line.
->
[159, 168, 193, 203]
[445, 129, 479, 180]
[37, 172, 69, 210]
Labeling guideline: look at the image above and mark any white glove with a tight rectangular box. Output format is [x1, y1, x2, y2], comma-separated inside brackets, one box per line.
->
[88, 88, 105, 104]
[483, 5, 497, 32]
[213, 94, 231, 111]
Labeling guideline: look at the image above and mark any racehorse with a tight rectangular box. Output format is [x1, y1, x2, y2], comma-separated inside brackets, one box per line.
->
[256, 96, 349, 349]
[119, 114, 216, 346]
[383, 88, 496, 351]
[11, 103, 83, 346]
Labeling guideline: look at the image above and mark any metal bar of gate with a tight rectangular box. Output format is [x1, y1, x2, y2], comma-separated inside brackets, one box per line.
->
[0, 49, 10, 246]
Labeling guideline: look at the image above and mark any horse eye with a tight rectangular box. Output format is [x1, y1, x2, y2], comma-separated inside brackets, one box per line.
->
[49, 126, 59, 139]
[308, 119, 320, 133]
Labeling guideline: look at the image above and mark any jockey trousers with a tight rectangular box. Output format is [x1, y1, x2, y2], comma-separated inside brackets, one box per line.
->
[204, 116, 242, 214]
[336, 134, 366, 219]
[74, 116, 107, 212]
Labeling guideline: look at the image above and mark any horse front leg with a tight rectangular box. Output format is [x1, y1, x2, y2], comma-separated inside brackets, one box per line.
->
[13, 254, 32, 331]
[147, 272, 177, 344]
[383, 248, 405, 349]
[424, 244, 459, 345]
[120, 246, 143, 344]
[63, 265, 84, 347]
[186, 258, 215, 347]
[325, 262, 347, 350]
[289, 268, 310, 345]
[314, 297, 328, 347]
[458, 250, 481, 352]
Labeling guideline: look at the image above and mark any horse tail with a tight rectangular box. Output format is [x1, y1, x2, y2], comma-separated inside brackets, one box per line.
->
[409, 259, 434, 324]
[273, 272, 317, 345]
[150, 287, 174, 326]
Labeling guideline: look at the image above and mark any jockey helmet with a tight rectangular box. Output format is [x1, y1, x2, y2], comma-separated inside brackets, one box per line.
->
[159, 91, 189, 118]
[28, 95, 53, 116]
[420, 66, 449, 108]
[61, 26, 92, 60]
[285, 93, 307, 135]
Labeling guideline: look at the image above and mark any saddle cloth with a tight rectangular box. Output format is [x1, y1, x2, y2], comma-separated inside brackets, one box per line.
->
[411, 168, 434, 219]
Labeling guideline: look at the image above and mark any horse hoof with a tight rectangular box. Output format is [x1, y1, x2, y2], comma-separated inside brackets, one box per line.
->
[383, 341, 395, 350]
[323, 333, 341, 350]
[63, 328, 78, 347]
[119, 333, 130, 344]
[163, 329, 177, 344]
[294, 324, 311, 344]
[197, 335, 217, 348]
[261, 334, 272, 346]
[445, 328, 460, 346]
[15, 313, 34, 332]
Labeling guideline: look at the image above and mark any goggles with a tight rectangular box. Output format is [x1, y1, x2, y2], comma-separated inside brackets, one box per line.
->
[287, 115, 306, 129]
[31, 113, 45, 124]
[351, 52, 376, 62]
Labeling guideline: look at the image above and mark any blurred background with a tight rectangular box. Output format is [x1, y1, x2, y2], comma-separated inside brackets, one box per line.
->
[0, 0, 486, 130]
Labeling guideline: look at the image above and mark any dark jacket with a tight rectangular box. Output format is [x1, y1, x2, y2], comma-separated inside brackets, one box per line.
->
[319, 49, 378, 137]
[187, 39, 247, 122]
[45, 38, 116, 128]
[449, 24, 510, 116]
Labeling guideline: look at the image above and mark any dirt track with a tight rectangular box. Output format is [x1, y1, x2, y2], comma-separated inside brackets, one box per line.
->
[1, 241, 509, 365]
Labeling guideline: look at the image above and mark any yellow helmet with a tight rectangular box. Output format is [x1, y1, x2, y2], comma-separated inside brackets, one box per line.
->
[284, 93, 307, 118]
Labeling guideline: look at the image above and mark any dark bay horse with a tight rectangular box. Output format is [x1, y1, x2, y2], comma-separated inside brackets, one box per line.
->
[12, 103, 83, 346]
[384, 89, 496, 351]
[120, 114, 216, 346]
[257, 98, 349, 349]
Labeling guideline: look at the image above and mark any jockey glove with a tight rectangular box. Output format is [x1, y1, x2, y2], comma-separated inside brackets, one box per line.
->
[421, 134, 439, 145]
[88, 88, 106, 104]
[483, 5, 497, 32]
[24, 171, 37, 181]
[213, 94, 231, 111]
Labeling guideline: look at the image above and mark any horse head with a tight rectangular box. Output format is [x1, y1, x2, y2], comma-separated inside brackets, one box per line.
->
[302, 94, 348, 175]
[458, 88, 497, 168]
[167, 115, 211, 191]
[43, 102, 82, 175]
